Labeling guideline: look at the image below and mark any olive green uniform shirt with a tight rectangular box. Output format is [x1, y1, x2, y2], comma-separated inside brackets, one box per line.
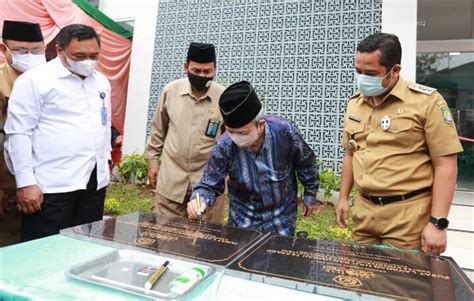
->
[342, 77, 463, 195]
[145, 78, 225, 203]
[0, 63, 18, 192]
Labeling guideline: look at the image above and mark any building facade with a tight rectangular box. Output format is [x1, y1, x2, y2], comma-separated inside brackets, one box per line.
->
[148, 0, 382, 172]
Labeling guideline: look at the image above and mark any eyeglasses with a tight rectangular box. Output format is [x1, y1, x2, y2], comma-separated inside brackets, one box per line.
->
[7, 46, 45, 55]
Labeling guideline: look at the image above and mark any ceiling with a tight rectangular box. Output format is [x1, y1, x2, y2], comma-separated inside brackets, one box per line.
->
[417, 0, 474, 40]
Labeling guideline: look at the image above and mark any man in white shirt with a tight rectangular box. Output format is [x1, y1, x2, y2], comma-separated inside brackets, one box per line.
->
[4, 24, 111, 241]
[0, 20, 45, 246]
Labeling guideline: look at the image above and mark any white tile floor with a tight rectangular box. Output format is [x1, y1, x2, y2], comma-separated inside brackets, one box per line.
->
[445, 192, 474, 283]
[449, 205, 474, 232]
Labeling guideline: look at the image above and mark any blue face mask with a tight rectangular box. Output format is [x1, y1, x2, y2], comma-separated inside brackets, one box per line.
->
[356, 70, 393, 97]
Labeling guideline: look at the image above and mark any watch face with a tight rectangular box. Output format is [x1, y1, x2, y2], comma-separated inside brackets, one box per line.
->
[438, 218, 449, 229]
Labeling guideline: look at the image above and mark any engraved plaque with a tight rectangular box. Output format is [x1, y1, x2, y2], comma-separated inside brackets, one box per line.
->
[227, 235, 473, 300]
[61, 212, 264, 266]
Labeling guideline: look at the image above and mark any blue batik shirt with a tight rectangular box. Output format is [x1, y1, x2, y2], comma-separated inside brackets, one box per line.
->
[192, 115, 319, 235]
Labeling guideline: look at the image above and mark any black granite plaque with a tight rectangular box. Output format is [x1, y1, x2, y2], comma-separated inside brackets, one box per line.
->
[61, 212, 265, 266]
[227, 235, 474, 301]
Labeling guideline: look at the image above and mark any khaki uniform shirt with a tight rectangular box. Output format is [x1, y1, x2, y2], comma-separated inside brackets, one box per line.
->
[0, 63, 18, 192]
[145, 78, 225, 203]
[342, 77, 463, 195]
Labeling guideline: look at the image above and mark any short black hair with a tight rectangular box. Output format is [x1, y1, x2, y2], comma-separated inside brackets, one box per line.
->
[56, 24, 100, 49]
[356, 32, 402, 70]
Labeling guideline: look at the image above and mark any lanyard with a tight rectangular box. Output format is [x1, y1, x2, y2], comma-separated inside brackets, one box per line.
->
[99, 91, 107, 126]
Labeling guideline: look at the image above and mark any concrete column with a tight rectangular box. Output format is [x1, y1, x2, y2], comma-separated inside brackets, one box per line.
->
[119, 0, 159, 154]
[382, 0, 418, 81]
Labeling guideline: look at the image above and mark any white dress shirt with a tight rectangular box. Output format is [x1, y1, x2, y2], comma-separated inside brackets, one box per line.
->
[4, 57, 111, 193]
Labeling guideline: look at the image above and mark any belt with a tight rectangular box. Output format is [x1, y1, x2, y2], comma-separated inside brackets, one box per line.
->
[361, 187, 431, 205]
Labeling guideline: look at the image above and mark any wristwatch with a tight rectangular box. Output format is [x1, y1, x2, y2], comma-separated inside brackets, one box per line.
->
[430, 216, 449, 229]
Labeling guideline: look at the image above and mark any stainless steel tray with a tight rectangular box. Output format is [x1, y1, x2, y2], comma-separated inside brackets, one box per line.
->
[65, 249, 215, 300]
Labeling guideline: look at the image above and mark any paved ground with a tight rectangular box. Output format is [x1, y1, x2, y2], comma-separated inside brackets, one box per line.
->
[445, 190, 474, 282]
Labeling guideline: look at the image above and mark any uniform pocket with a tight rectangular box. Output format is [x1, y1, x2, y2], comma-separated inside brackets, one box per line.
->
[386, 120, 412, 134]
[346, 123, 365, 135]
[377, 119, 413, 149]
[343, 123, 365, 150]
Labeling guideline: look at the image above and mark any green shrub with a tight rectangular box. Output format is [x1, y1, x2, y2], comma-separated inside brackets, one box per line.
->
[104, 183, 153, 216]
[296, 207, 352, 242]
[104, 183, 353, 243]
[104, 197, 121, 215]
[319, 168, 341, 200]
[117, 153, 148, 184]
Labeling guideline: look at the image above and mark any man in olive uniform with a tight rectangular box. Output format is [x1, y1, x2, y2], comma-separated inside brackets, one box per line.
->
[0, 20, 45, 245]
[335, 33, 463, 256]
[145, 43, 225, 223]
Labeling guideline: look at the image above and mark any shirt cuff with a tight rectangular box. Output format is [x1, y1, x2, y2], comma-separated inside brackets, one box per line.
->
[192, 189, 216, 208]
[147, 158, 160, 168]
[15, 171, 37, 188]
[303, 195, 316, 206]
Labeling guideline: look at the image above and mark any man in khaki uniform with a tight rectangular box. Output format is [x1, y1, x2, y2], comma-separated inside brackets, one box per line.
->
[335, 33, 463, 256]
[0, 21, 45, 246]
[145, 43, 225, 223]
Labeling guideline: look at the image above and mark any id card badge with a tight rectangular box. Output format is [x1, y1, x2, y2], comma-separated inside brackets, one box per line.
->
[101, 106, 107, 126]
[205, 119, 220, 138]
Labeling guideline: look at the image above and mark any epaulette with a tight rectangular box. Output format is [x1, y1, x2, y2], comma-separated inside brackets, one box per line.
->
[349, 91, 361, 100]
[408, 83, 436, 95]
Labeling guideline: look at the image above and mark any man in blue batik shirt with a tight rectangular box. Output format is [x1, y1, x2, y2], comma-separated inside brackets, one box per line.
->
[187, 81, 319, 235]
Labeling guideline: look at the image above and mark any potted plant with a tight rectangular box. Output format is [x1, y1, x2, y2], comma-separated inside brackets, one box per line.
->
[317, 167, 341, 205]
[117, 153, 148, 184]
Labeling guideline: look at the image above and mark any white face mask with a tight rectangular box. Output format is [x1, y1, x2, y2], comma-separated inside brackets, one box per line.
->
[228, 130, 259, 148]
[64, 54, 97, 77]
[356, 69, 394, 97]
[11, 53, 45, 73]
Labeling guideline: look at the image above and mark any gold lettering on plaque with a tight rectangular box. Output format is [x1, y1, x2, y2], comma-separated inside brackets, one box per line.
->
[134, 237, 156, 246]
[265, 248, 451, 281]
[333, 275, 363, 288]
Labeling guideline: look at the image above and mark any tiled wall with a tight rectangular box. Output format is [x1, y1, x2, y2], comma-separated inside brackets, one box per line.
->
[148, 0, 382, 172]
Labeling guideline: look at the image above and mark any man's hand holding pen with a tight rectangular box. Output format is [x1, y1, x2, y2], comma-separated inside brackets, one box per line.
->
[187, 192, 207, 220]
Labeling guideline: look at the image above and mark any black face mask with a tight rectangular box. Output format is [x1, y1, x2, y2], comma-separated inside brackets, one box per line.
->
[187, 72, 213, 91]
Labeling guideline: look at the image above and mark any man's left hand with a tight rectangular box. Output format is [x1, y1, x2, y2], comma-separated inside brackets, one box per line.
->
[302, 204, 318, 217]
[421, 222, 447, 256]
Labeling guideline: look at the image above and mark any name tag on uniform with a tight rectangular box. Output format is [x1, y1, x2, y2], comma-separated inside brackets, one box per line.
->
[101, 107, 107, 126]
[205, 119, 220, 138]
[99, 91, 107, 126]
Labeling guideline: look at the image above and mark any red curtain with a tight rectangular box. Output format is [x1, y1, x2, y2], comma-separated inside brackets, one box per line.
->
[0, 0, 131, 134]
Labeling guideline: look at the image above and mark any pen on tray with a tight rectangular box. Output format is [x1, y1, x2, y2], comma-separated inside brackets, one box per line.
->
[144, 260, 170, 290]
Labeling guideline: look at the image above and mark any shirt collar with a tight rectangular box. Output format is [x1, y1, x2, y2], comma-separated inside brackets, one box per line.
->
[383, 75, 406, 102]
[179, 79, 213, 102]
[52, 57, 73, 78]
[5, 63, 20, 85]
[261, 118, 272, 151]
[241, 117, 271, 154]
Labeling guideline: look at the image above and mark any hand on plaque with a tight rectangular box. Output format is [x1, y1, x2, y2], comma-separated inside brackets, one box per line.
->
[421, 222, 447, 256]
[187, 197, 207, 220]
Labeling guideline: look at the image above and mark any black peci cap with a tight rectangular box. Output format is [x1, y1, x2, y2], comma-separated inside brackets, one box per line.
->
[219, 81, 262, 128]
[187, 42, 216, 63]
[2, 20, 43, 42]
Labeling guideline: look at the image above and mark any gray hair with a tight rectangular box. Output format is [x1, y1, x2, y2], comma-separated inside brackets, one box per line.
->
[253, 109, 265, 126]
